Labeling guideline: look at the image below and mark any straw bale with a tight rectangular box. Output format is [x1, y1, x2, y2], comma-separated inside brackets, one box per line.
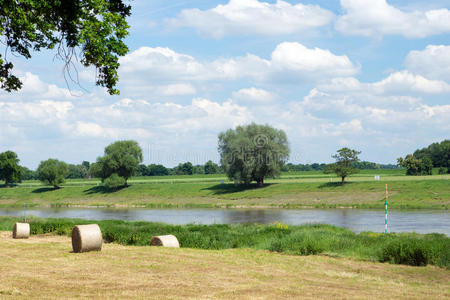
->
[72, 224, 102, 253]
[150, 235, 180, 248]
[12, 223, 30, 239]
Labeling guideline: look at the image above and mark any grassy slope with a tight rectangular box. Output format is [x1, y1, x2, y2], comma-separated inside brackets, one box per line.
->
[1, 175, 449, 209]
[0, 232, 449, 299]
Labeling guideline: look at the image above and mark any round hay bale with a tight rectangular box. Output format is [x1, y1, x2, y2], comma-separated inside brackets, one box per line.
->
[12, 222, 30, 239]
[150, 235, 180, 248]
[72, 224, 102, 253]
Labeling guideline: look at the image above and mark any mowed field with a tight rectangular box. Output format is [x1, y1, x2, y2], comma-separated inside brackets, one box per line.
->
[0, 232, 448, 299]
[0, 170, 449, 209]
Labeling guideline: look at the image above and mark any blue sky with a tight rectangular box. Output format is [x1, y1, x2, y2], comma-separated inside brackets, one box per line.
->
[1, 0, 450, 168]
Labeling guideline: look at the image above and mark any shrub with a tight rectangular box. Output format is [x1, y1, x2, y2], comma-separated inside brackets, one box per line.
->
[380, 239, 430, 266]
[104, 173, 125, 190]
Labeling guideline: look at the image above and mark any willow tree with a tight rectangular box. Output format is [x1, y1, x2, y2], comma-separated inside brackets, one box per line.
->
[0, 0, 131, 94]
[218, 123, 289, 186]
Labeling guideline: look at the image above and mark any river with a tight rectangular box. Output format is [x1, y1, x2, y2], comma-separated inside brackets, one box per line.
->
[1, 207, 449, 235]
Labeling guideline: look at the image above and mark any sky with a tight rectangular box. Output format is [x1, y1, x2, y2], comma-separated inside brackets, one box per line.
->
[1, 0, 450, 169]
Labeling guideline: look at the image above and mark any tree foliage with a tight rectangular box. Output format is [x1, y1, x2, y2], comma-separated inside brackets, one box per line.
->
[411, 140, 450, 171]
[324, 148, 361, 184]
[21, 166, 37, 180]
[175, 162, 194, 175]
[103, 173, 125, 190]
[0, 0, 131, 94]
[149, 164, 169, 176]
[67, 163, 89, 179]
[37, 159, 69, 188]
[397, 140, 449, 175]
[0, 150, 22, 185]
[218, 123, 290, 186]
[397, 154, 433, 176]
[204, 160, 220, 174]
[91, 140, 143, 185]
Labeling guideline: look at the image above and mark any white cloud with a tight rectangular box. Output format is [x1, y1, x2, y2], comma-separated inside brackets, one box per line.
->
[166, 0, 334, 38]
[405, 45, 450, 81]
[0, 100, 73, 122]
[336, 0, 450, 38]
[119, 47, 206, 81]
[119, 43, 359, 87]
[0, 72, 80, 101]
[318, 71, 450, 95]
[271, 42, 359, 79]
[372, 71, 450, 94]
[232, 87, 276, 104]
[157, 84, 197, 96]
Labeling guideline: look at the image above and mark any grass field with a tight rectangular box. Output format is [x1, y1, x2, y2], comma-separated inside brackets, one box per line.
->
[0, 173, 449, 209]
[0, 231, 448, 299]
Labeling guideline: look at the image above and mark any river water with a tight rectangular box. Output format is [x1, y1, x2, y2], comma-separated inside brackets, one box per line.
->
[1, 208, 449, 235]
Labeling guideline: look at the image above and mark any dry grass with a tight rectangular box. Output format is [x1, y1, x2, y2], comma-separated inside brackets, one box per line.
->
[0, 232, 448, 299]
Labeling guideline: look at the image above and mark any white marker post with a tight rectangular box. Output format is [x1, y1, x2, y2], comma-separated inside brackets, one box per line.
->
[385, 184, 388, 234]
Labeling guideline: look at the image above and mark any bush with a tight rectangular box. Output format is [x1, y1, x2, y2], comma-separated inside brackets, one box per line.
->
[438, 167, 447, 174]
[380, 239, 430, 266]
[104, 173, 125, 190]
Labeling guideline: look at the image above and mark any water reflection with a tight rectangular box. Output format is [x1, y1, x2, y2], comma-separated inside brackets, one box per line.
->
[0, 208, 448, 235]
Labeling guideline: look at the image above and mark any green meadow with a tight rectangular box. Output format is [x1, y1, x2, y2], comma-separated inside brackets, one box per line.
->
[0, 171, 448, 209]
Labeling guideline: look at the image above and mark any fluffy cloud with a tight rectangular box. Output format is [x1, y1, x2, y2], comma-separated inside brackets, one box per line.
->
[119, 43, 359, 88]
[231, 87, 276, 104]
[336, 0, 450, 38]
[0, 72, 79, 101]
[405, 45, 450, 81]
[270, 42, 359, 80]
[318, 71, 450, 95]
[166, 0, 334, 38]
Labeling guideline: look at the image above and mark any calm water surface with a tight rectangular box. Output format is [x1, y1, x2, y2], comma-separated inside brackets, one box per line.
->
[0, 208, 448, 235]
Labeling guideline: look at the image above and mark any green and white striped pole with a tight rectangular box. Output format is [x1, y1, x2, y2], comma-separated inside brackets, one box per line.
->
[385, 184, 388, 234]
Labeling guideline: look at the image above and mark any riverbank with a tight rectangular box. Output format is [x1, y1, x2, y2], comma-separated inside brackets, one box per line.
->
[1, 178, 449, 209]
[1, 231, 448, 299]
[1, 216, 448, 268]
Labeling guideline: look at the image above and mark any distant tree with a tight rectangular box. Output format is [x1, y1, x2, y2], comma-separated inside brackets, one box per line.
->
[324, 148, 361, 184]
[67, 164, 83, 179]
[91, 140, 143, 186]
[20, 166, 37, 180]
[412, 140, 450, 168]
[0, 150, 22, 185]
[193, 165, 204, 175]
[397, 154, 432, 175]
[175, 162, 193, 175]
[218, 123, 289, 186]
[148, 164, 169, 176]
[81, 161, 90, 177]
[136, 164, 149, 176]
[204, 160, 220, 174]
[353, 161, 379, 170]
[37, 159, 69, 188]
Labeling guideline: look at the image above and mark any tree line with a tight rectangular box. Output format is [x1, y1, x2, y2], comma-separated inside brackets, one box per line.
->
[1, 124, 448, 189]
[397, 140, 450, 175]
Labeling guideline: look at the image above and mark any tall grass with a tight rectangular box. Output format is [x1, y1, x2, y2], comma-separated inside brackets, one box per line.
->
[0, 216, 448, 268]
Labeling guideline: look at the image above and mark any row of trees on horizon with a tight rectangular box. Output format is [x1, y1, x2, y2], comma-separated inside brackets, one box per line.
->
[1, 123, 449, 188]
